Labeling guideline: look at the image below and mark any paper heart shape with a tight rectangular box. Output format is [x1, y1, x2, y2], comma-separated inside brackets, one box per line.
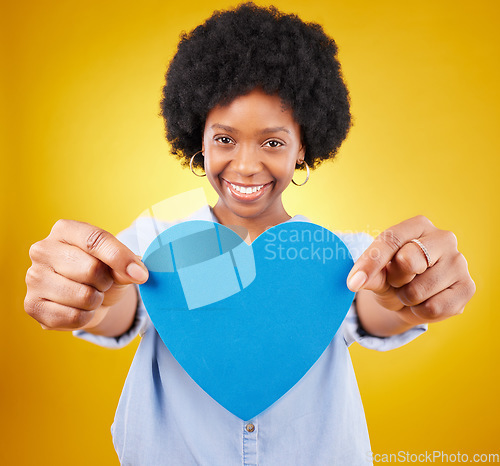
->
[139, 220, 354, 421]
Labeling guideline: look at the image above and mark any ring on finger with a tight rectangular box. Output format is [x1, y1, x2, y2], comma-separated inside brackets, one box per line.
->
[410, 238, 433, 268]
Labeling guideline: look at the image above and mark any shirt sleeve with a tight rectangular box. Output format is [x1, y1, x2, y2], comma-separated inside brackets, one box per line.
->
[338, 231, 428, 352]
[72, 220, 152, 349]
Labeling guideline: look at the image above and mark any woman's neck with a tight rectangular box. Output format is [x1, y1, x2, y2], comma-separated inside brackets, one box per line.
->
[211, 200, 292, 243]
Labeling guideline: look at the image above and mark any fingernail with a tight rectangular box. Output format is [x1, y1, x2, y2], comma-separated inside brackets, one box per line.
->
[127, 262, 148, 282]
[347, 271, 367, 292]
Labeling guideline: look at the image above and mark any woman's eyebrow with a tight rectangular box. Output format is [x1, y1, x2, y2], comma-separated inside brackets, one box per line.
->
[260, 126, 290, 135]
[210, 124, 239, 133]
[210, 123, 290, 135]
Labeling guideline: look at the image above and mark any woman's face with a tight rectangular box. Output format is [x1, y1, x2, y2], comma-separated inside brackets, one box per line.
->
[202, 88, 305, 222]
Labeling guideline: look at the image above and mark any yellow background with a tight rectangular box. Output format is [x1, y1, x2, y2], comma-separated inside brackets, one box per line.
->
[2, 0, 499, 464]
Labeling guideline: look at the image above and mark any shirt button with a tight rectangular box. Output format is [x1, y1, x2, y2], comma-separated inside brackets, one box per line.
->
[245, 423, 255, 433]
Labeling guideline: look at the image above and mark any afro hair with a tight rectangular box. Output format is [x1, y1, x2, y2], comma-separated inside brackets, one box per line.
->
[160, 2, 352, 170]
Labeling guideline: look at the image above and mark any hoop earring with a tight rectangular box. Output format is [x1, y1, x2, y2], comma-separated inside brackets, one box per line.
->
[190, 150, 206, 177]
[292, 160, 310, 186]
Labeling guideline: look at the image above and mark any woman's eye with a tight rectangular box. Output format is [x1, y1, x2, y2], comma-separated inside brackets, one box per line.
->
[264, 140, 283, 148]
[215, 136, 233, 144]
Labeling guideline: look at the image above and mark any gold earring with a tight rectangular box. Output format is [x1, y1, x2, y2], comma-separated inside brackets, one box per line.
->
[190, 150, 206, 177]
[292, 160, 310, 186]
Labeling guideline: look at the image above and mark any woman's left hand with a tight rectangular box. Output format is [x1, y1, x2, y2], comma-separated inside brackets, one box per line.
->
[346, 215, 476, 325]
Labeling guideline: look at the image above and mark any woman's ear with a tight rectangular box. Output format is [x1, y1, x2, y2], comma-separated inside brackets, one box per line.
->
[297, 143, 306, 164]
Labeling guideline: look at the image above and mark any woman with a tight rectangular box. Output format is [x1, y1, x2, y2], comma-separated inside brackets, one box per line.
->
[24, 3, 475, 464]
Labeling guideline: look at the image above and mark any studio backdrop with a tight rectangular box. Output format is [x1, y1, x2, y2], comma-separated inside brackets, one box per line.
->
[2, 0, 498, 464]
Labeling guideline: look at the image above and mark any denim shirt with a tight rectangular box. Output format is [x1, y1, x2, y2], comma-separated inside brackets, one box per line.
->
[74, 206, 427, 465]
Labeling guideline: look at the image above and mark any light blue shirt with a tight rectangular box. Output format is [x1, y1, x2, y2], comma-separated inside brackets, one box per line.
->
[74, 206, 427, 465]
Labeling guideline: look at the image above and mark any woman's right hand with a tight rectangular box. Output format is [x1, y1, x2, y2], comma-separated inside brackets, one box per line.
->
[24, 219, 149, 332]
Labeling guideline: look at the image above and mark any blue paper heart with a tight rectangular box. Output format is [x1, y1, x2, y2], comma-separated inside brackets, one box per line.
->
[139, 220, 354, 421]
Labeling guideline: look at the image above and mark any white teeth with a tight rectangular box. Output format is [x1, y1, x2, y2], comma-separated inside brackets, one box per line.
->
[230, 182, 265, 194]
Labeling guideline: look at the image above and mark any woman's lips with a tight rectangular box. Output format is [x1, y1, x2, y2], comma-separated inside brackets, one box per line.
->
[222, 178, 273, 202]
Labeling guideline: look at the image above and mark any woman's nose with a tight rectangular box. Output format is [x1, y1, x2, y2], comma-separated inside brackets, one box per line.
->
[232, 147, 262, 176]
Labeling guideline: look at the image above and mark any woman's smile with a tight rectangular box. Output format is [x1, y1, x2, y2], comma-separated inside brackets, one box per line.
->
[222, 178, 274, 203]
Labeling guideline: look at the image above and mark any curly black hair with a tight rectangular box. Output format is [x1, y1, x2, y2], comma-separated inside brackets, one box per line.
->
[160, 2, 351, 170]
